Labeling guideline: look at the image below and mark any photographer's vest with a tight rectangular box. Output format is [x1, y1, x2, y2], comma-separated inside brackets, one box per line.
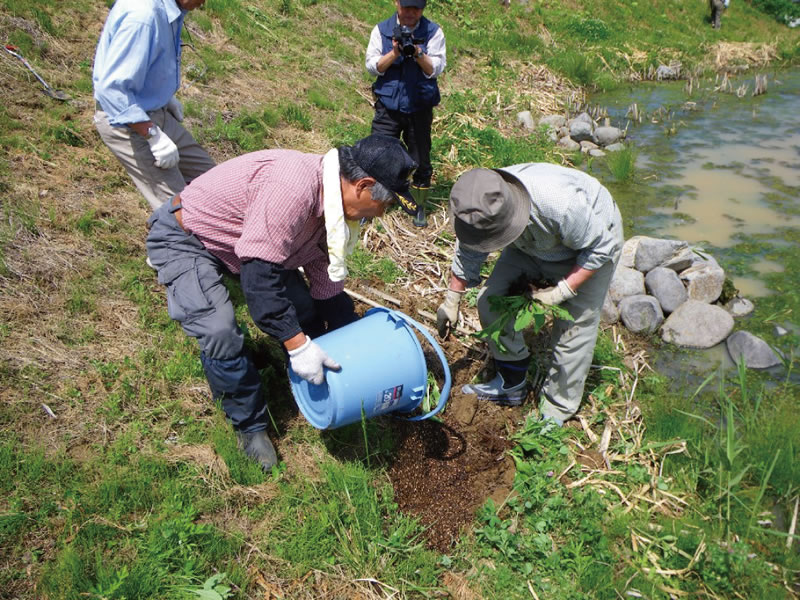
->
[372, 14, 441, 114]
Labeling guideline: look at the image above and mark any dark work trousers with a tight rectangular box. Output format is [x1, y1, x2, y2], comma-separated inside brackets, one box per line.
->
[146, 199, 323, 433]
[371, 100, 434, 187]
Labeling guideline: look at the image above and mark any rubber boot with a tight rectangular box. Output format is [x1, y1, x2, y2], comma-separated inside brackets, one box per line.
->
[411, 184, 429, 228]
[461, 358, 530, 406]
[236, 429, 278, 471]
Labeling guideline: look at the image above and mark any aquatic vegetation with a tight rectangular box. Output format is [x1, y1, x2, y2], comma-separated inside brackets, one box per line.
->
[605, 145, 637, 182]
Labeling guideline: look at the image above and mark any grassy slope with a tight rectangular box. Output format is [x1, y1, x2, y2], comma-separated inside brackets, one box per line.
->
[1, 0, 799, 599]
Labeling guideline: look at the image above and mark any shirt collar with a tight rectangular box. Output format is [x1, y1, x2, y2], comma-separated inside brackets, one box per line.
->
[162, 0, 184, 24]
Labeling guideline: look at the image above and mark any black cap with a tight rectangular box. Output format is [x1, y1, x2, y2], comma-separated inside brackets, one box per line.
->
[351, 134, 419, 215]
[399, 0, 426, 7]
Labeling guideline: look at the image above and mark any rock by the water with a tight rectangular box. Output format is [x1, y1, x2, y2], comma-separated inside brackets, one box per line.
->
[689, 249, 720, 269]
[619, 295, 664, 334]
[656, 64, 680, 80]
[774, 325, 789, 337]
[680, 263, 725, 303]
[645, 267, 687, 314]
[589, 149, 606, 157]
[573, 112, 594, 125]
[605, 142, 626, 152]
[725, 297, 754, 318]
[609, 266, 645, 303]
[635, 237, 689, 273]
[539, 114, 566, 130]
[569, 120, 594, 143]
[660, 300, 734, 348]
[660, 247, 696, 273]
[594, 126, 623, 146]
[726, 331, 782, 369]
[600, 294, 619, 325]
[619, 237, 642, 269]
[516, 110, 535, 130]
[558, 136, 580, 151]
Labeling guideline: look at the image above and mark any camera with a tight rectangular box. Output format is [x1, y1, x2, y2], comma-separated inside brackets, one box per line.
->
[393, 25, 422, 57]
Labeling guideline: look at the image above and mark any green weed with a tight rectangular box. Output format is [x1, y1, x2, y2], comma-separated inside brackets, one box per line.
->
[473, 294, 573, 353]
[204, 107, 279, 152]
[308, 87, 335, 111]
[563, 14, 611, 42]
[282, 103, 312, 131]
[346, 246, 405, 283]
[605, 145, 636, 182]
[549, 51, 599, 88]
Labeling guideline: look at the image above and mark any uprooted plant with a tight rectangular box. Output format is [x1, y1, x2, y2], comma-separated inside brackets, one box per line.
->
[472, 294, 574, 353]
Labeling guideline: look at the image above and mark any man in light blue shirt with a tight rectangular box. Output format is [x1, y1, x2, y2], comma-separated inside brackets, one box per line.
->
[93, 0, 214, 211]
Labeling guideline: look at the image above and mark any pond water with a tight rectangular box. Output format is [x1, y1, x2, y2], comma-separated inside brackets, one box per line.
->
[589, 69, 800, 378]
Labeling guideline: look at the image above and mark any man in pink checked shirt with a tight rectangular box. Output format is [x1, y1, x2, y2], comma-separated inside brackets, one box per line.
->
[146, 135, 418, 470]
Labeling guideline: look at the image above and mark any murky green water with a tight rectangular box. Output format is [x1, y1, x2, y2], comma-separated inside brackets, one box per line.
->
[590, 70, 800, 378]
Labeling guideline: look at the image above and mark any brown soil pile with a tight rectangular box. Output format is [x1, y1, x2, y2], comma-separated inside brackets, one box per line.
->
[385, 340, 521, 552]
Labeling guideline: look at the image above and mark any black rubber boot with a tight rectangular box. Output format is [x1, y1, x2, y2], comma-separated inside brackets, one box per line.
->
[236, 430, 278, 471]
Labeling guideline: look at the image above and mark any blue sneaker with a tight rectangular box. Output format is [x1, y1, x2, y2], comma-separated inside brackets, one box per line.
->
[462, 374, 529, 407]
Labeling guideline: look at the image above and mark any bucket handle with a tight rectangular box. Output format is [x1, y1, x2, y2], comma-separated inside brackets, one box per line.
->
[388, 310, 452, 421]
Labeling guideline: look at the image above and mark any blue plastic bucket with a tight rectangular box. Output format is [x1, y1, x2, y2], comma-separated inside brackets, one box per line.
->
[288, 307, 451, 430]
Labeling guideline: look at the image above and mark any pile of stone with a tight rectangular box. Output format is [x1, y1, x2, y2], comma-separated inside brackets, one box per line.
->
[602, 236, 783, 370]
[516, 111, 626, 157]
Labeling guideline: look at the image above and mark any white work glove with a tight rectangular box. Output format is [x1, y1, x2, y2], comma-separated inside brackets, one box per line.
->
[147, 125, 180, 169]
[288, 337, 341, 385]
[166, 96, 184, 122]
[436, 289, 463, 337]
[532, 279, 577, 306]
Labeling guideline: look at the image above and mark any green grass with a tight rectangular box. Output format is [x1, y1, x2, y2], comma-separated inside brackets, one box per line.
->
[269, 461, 438, 584]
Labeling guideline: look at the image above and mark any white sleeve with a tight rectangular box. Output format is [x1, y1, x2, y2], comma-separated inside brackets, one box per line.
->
[365, 25, 384, 77]
[424, 27, 446, 79]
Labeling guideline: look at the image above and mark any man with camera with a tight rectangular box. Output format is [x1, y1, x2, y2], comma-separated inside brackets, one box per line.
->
[365, 0, 446, 228]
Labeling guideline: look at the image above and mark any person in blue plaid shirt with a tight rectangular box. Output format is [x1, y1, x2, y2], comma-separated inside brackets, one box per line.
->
[437, 164, 624, 427]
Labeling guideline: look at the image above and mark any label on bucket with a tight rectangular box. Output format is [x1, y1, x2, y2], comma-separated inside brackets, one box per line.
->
[376, 385, 404, 412]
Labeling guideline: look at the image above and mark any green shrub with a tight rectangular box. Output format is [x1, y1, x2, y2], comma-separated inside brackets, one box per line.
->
[751, 0, 800, 23]
[563, 15, 611, 41]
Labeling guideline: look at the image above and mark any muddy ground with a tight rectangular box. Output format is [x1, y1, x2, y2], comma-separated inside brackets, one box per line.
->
[346, 287, 534, 553]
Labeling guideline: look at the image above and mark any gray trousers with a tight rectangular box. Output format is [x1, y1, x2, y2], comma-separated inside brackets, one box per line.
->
[94, 106, 215, 210]
[710, 0, 725, 28]
[146, 200, 317, 432]
[477, 237, 621, 423]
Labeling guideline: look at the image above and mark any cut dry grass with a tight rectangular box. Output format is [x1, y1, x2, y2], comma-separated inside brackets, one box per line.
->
[709, 40, 779, 70]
